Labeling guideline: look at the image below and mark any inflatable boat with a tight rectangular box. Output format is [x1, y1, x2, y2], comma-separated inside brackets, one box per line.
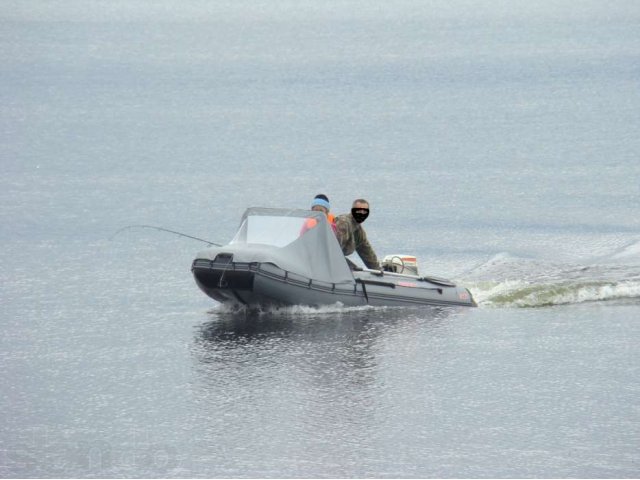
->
[191, 207, 476, 308]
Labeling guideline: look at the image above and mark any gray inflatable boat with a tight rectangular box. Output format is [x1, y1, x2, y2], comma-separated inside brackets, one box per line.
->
[192, 207, 476, 308]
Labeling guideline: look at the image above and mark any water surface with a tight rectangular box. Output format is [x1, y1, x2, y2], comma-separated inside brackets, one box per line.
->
[1, 1, 639, 477]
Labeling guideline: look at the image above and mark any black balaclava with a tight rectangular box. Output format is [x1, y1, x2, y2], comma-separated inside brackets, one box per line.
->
[351, 208, 369, 223]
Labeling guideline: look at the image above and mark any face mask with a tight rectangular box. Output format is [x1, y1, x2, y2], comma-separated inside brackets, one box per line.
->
[351, 208, 369, 223]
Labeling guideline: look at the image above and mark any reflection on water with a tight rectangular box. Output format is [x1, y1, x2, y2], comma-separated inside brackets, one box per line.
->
[194, 306, 454, 366]
[192, 305, 454, 393]
[188, 306, 457, 477]
[185, 305, 640, 478]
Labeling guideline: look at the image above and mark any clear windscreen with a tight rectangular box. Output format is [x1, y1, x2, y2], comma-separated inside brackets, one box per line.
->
[230, 214, 312, 247]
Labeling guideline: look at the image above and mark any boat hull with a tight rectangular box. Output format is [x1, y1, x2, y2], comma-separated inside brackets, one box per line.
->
[191, 259, 476, 308]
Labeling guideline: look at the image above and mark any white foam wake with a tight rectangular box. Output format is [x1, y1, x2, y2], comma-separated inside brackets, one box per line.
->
[463, 251, 640, 308]
[469, 279, 640, 308]
[210, 301, 383, 317]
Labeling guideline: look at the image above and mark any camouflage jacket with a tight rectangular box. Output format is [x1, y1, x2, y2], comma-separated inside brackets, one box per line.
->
[334, 213, 380, 269]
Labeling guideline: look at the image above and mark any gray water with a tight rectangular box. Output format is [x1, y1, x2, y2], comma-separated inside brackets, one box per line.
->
[2, 1, 640, 477]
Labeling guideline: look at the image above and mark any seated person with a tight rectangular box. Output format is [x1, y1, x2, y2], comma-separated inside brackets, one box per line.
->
[300, 193, 337, 234]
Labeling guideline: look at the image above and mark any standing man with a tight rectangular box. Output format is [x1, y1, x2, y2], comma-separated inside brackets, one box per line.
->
[335, 198, 380, 270]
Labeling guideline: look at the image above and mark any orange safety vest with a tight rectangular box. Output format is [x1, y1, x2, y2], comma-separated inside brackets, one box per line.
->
[300, 213, 337, 235]
[328, 213, 337, 233]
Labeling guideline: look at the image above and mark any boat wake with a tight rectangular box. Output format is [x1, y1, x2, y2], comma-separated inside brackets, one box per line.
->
[468, 278, 640, 308]
[209, 302, 384, 317]
[463, 251, 640, 308]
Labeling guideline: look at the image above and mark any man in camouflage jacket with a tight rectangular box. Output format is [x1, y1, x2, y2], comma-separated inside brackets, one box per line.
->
[335, 198, 381, 270]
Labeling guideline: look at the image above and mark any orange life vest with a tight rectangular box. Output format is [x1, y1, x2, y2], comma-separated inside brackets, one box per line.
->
[299, 213, 337, 235]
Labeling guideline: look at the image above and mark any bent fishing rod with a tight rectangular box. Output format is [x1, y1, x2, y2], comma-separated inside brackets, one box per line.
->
[110, 224, 222, 246]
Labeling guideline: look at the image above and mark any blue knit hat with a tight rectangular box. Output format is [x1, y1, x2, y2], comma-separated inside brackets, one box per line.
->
[311, 194, 330, 210]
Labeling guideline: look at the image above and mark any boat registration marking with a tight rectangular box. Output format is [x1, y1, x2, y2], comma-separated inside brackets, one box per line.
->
[398, 281, 418, 288]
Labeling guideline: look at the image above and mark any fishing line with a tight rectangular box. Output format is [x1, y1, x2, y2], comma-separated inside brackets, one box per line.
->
[110, 224, 222, 246]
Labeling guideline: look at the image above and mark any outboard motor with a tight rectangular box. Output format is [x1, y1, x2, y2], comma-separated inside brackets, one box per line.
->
[382, 254, 419, 275]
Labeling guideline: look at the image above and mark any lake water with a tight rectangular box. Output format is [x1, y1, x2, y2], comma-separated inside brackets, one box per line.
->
[1, 1, 639, 477]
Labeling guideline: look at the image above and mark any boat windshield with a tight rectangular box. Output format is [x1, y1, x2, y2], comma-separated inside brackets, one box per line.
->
[230, 214, 312, 247]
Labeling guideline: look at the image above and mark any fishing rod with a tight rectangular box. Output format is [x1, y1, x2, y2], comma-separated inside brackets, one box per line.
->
[110, 224, 223, 246]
